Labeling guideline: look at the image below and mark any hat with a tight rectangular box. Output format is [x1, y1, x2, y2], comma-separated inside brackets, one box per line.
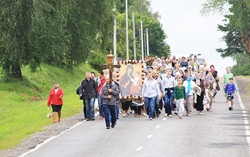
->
[188, 65, 192, 68]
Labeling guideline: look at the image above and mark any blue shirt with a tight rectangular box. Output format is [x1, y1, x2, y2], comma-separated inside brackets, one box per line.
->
[225, 83, 236, 94]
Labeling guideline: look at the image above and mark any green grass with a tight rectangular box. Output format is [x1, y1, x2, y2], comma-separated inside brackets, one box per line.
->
[0, 64, 95, 150]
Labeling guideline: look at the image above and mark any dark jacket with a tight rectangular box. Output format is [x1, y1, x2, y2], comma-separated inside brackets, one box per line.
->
[79, 78, 98, 100]
[100, 82, 119, 105]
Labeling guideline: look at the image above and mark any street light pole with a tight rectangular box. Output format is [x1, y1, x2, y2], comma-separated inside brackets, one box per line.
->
[125, 0, 129, 60]
[140, 21, 144, 61]
[113, 3, 117, 64]
[132, 12, 136, 60]
[146, 28, 149, 56]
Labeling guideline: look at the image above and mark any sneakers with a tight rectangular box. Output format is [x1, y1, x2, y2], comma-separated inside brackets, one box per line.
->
[53, 120, 56, 123]
[206, 108, 210, 112]
[199, 112, 203, 115]
[150, 118, 153, 120]
[187, 113, 191, 117]
[164, 113, 168, 117]
[168, 115, 172, 118]
[106, 126, 110, 129]
[229, 107, 233, 111]
[58, 119, 61, 122]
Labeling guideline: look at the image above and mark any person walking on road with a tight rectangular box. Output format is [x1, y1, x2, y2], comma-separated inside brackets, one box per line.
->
[142, 71, 161, 120]
[152, 70, 164, 118]
[97, 71, 106, 119]
[47, 81, 64, 123]
[162, 69, 175, 117]
[225, 78, 237, 111]
[183, 74, 196, 116]
[174, 78, 186, 119]
[79, 72, 98, 121]
[100, 76, 119, 129]
[221, 67, 234, 101]
[193, 72, 205, 114]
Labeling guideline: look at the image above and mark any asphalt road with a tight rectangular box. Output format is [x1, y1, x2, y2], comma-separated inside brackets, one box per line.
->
[24, 90, 250, 157]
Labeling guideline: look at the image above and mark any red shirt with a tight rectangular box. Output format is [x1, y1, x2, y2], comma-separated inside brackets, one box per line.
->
[98, 77, 106, 94]
[47, 88, 64, 107]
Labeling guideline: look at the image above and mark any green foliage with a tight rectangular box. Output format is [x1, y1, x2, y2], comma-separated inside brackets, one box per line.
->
[232, 54, 250, 76]
[88, 50, 107, 71]
[216, 0, 250, 57]
[201, 0, 228, 15]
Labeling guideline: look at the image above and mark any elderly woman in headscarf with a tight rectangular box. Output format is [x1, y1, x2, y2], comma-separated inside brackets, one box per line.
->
[183, 74, 196, 116]
[193, 72, 205, 114]
[204, 71, 215, 111]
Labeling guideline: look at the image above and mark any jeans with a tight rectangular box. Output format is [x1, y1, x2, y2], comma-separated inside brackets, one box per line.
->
[164, 92, 174, 115]
[115, 103, 119, 119]
[84, 98, 95, 119]
[103, 104, 116, 127]
[155, 96, 160, 115]
[145, 97, 156, 118]
[98, 94, 104, 116]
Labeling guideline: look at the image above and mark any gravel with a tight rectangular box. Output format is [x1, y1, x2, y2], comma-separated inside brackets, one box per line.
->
[235, 76, 250, 112]
[0, 113, 85, 157]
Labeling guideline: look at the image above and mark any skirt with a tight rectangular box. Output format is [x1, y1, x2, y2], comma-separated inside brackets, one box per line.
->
[51, 104, 62, 112]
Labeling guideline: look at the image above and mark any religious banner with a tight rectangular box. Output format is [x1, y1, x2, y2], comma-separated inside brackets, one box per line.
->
[115, 60, 146, 100]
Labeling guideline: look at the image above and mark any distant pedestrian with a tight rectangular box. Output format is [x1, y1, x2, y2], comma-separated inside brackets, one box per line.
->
[100, 76, 119, 129]
[79, 72, 98, 121]
[222, 67, 234, 101]
[47, 81, 64, 123]
[183, 74, 196, 116]
[174, 78, 186, 119]
[225, 78, 237, 111]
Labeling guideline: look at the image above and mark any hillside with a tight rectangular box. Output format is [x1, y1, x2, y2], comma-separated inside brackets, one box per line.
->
[0, 64, 95, 150]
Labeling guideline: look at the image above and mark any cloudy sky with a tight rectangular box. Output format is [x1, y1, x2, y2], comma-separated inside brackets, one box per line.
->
[149, 0, 235, 76]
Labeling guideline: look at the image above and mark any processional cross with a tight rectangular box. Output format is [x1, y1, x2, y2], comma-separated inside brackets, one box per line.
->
[101, 51, 121, 83]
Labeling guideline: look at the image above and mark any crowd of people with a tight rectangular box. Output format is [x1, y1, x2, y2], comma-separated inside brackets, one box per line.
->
[46, 54, 237, 129]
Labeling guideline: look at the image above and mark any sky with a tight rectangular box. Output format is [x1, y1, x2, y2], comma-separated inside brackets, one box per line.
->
[149, 0, 235, 76]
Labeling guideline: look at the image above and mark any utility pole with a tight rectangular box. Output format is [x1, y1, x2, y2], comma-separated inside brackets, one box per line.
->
[140, 21, 144, 61]
[113, 3, 117, 63]
[132, 12, 136, 60]
[125, 0, 129, 60]
[146, 28, 149, 56]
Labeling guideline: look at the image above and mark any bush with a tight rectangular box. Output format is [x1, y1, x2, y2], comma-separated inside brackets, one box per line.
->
[232, 54, 250, 76]
[88, 50, 107, 71]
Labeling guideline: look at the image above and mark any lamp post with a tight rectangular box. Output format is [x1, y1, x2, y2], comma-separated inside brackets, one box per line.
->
[101, 51, 121, 84]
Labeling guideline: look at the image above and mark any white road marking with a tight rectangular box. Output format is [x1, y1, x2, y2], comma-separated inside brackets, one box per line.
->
[136, 146, 143, 151]
[147, 134, 153, 138]
[19, 120, 86, 157]
[156, 125, 161, 129]
[162, 118, 167, 121]
[235, 81, 250, 156]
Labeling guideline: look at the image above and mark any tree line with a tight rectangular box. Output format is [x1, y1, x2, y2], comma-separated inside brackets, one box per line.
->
[202, 0, 250, 75]
[0, 0, 170, 79]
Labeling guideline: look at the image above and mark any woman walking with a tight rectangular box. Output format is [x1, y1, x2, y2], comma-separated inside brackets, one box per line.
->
[183, 74, 196, 116]
[47, 81, 64, 123]
[193, 73, 205, 114]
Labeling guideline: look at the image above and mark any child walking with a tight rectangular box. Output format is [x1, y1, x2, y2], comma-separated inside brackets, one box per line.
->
[174, 78, 186, 119]
[225, 78, 237, 111]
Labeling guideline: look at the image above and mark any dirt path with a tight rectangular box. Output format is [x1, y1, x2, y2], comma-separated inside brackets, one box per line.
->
[236, 76, 250, 112]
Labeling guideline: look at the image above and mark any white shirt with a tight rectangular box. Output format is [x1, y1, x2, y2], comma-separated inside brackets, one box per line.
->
[183, 80, 196, 96]
[142, 79, 161, 98]
[162, 75, 175, 89]
[55, 88, 59, 94]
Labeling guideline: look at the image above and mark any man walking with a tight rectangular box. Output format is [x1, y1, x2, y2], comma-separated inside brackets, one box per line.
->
[79, 72, 98, 121]
[97, 71, 106, 119]
[221, 67, 234, 102]
[100, 76, 119, 129]
[162, 69, 175, 117]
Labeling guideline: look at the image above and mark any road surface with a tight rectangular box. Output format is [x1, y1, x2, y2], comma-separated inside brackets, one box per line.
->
[24, 90, 250, 157]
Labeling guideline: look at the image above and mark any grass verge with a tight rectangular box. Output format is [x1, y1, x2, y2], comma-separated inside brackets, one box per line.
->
[0, 64, 95, 150]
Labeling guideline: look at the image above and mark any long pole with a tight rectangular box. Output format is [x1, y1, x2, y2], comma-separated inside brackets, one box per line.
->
[113, 3, 117, 63]
[146, 28, 149, 56]
[125, 0, 129, 60]
[132, 12, 136, 60]
[141, 21, 144, 61]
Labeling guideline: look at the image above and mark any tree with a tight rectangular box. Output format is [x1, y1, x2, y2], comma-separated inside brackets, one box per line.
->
[217, 0, 250, 57]
[0, 0, 34, 78]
